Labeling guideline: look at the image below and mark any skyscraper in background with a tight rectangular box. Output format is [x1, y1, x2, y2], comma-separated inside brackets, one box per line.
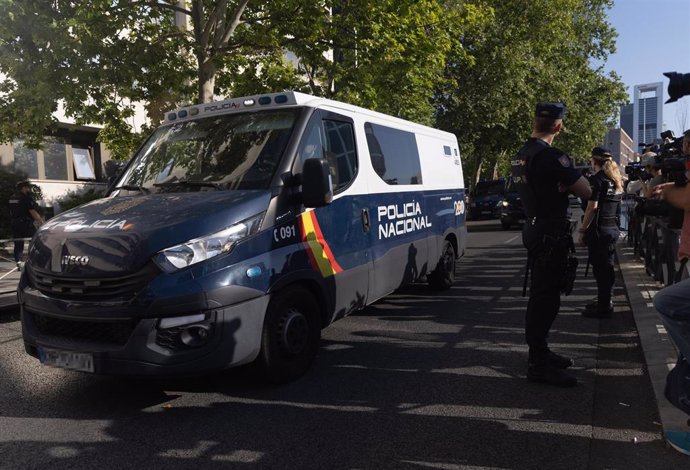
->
[620, 104, 633, 140]
[632, 82, 664, 153]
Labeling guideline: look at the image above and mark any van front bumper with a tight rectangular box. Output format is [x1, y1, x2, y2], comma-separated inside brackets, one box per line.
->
[20, 288, 269, 376]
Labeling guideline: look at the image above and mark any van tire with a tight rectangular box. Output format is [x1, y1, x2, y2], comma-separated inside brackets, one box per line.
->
[429, 240, 456, 290]
[254, 287, 321, 384]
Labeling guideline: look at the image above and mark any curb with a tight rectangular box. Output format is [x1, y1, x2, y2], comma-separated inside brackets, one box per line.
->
[616, 242, 690, 455]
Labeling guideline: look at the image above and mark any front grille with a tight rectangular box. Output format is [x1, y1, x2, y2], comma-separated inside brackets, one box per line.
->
[32, 313, 138, 346]
[27, 262, 160, 300]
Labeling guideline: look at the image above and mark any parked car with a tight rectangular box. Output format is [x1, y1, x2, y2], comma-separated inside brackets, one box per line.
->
[494, 188, 526, 229]
[468, 179, 505, 220]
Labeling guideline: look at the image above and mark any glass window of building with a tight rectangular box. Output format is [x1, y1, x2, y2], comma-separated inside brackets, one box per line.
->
[43, 137, 68, 180]
[13, 141, 39, 179]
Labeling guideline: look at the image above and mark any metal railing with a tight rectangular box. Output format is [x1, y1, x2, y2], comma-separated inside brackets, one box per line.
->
[0, 237, 32, 283]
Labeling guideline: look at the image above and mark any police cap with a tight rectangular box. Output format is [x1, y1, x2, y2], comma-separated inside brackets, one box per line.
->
[15, 180, 32, 190]
[591, 146, 613, 160]
[535, 102, 566, 119]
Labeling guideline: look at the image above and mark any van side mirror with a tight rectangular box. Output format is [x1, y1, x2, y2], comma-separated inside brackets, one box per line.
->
[302, 158, 333, 207]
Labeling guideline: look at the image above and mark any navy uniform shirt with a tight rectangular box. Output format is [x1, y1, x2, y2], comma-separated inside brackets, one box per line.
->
[525, 138, 581, 219]
[9, 191, 37, 221]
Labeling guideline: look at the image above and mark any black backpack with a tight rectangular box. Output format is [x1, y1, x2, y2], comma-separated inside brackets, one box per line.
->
[665, 355, 690, 415]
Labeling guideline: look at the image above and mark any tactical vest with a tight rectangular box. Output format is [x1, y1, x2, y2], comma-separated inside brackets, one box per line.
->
[510, 139, 549, 219]
[595, 175, 622, 230]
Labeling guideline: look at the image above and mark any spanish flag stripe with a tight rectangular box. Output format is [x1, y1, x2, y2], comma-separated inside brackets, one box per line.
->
[308, 211, 343, 272]
[299, 215, 321, 273]
[300, 211, 341, 277]
[302, 213, 337, 276]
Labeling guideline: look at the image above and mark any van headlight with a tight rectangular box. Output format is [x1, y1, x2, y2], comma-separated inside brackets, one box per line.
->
[154, 213, 264, 273]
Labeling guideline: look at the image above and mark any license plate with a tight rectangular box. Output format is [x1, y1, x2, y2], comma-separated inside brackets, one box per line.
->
[38, 347, 94, 373]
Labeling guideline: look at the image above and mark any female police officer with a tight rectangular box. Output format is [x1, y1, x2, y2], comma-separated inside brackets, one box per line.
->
[578, 147, 623, 318]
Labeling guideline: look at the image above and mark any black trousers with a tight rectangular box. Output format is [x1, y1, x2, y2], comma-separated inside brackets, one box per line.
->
[523, 222, 570, 360]
[10, 219, 35, 263]
[586, 229, 618, 307]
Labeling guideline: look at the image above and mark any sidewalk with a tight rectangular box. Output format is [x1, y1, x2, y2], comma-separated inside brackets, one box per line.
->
[0, 261, 20, 311]
[617, 241, 690, 455]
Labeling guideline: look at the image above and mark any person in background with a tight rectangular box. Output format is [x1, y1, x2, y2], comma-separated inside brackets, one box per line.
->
[8, 180, 44, 265]
[672, 131, 690, 273]
[641, 153, 665, 198]
[578, 147, 623, 318]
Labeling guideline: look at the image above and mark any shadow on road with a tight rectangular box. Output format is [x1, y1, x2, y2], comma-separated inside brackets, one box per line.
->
[0, 228, 686, 469]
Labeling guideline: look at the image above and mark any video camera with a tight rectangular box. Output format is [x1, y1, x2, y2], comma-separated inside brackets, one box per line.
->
[633, 131, 688, 186]
[665, 72, 690, 103]
[625, 161, 650, 181]
[656, 130, 688, 186]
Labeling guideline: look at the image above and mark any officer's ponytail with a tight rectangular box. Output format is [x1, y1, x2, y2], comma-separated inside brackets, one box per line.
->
[601, 160, 623, 193]
[591, 147, 623, 193]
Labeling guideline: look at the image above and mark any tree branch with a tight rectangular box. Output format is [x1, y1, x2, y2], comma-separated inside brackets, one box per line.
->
[152, 30, 191, 44]
[112, 1, 192, 16]
[218, 0, 250, 48]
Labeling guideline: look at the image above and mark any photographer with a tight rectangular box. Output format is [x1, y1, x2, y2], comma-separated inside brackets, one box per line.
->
[641, 153, 665, 198]
[625, 151, 657, 196]
[578, 147, 623, 318]
[652, 129, 690, 368]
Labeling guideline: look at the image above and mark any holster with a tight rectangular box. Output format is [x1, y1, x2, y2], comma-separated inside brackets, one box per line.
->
[522, 220, 578, 296]
[559, 222, 578, 296]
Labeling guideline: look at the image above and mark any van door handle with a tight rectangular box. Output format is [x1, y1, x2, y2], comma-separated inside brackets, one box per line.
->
[361, 208, 370, 233]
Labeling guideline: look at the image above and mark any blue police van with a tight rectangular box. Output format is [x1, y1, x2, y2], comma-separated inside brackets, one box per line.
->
[19, 92, 467, 382]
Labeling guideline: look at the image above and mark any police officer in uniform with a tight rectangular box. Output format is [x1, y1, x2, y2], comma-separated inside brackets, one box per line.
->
[578, 147, 623, 318]
[8, 180, 44, 265]
[511, 102, 592, 387]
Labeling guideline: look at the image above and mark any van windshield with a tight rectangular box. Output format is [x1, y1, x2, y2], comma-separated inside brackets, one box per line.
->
[118, 109, 300, 193]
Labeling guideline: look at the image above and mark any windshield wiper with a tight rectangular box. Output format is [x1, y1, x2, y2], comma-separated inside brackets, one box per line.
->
[116, 184, 150, 194]
[153, 181, 222, 190]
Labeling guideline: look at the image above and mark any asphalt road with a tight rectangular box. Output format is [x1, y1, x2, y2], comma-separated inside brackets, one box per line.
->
[0, 219, 688, 469]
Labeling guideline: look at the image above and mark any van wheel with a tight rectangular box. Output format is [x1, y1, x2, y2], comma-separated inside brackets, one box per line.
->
[254, 287, 321, 384]
[429, 240, 456, 290]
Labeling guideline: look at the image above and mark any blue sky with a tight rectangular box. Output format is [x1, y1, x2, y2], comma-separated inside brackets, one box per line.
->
[601, 0, 690, 136]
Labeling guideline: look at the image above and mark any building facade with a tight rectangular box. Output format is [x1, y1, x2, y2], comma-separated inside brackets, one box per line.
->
[603, 127, 635, 167]
[620, 104, 633, 140]
[632, 82, 664, 152]
[0, 123, 111, 210]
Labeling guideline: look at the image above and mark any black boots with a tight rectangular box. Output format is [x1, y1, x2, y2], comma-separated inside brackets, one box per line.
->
[527, 351, 577, 387]
[546, 350, 575, 369]
[582, 300, 613, 318]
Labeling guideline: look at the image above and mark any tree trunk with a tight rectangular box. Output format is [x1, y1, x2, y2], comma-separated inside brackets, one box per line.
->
[198, 57, 216, 103]
[472, 157, 483, 191]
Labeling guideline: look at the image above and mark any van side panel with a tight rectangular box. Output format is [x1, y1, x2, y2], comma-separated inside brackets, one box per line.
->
[414, 133, 466, 265]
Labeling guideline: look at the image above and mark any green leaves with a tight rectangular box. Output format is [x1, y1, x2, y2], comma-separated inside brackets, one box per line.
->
[0, 0, 625, 171]
[437, 0, 626, 187]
